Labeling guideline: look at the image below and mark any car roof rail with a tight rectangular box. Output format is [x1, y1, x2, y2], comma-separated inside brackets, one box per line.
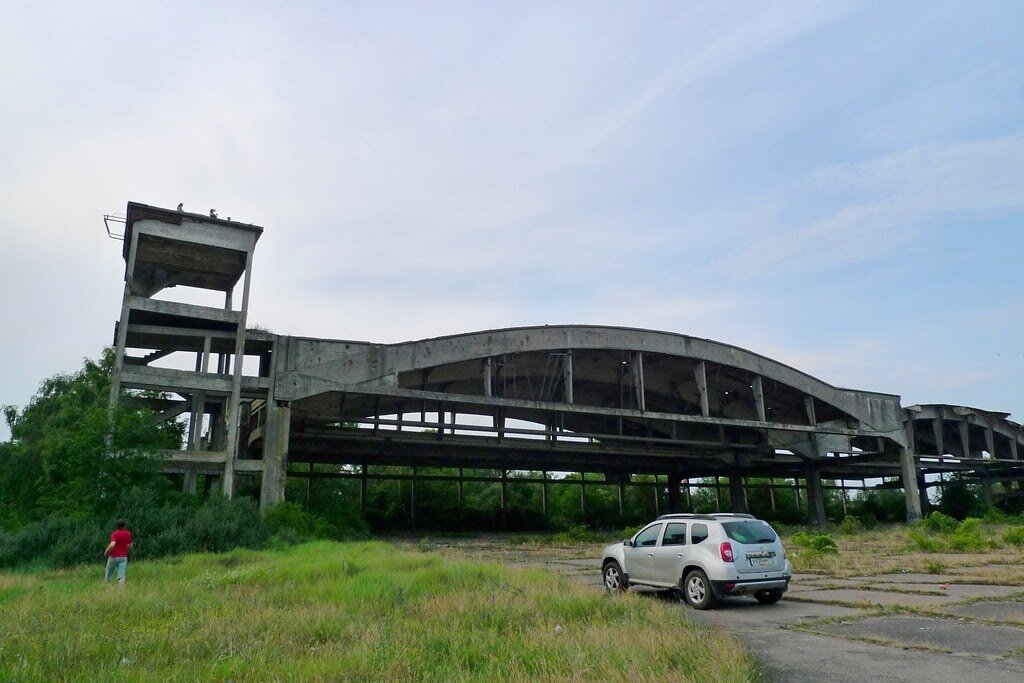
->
[655, 513, 716, 521]
[708, 513, 756, 519]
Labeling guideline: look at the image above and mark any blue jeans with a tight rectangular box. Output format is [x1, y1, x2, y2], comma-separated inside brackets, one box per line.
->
[105, 557, 128, 582]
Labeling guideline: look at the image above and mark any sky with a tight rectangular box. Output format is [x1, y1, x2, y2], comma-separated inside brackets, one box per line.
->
[1, 1, 1023, 442]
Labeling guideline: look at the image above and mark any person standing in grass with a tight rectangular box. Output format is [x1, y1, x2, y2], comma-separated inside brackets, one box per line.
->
[104, 518, 133, 587]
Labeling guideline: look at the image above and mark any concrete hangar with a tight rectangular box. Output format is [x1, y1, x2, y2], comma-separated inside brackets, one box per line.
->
[107, 202, 1024, 527]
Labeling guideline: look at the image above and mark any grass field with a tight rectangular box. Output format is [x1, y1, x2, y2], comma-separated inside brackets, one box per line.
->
[783, 521, 1024, 583]
[0, 541, 757, 682]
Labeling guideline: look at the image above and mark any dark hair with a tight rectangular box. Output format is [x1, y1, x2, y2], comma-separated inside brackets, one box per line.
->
[115, 518, 127, 529]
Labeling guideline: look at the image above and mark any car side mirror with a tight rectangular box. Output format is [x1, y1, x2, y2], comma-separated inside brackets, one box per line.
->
[623, 539, 633, 547]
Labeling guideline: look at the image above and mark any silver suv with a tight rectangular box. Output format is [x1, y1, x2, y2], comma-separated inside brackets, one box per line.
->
[601, 513, 792, 609]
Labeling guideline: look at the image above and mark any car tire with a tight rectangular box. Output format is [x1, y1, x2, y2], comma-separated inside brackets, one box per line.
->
[754, 588, 784, 605]
[683, 570, 717, 610]
[603, 561, 627, 592]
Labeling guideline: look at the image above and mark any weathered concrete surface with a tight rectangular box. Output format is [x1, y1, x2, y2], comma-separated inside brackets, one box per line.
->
[813, 615, 1024, 657]
[406, 535, 1024, 683]
[946, 600, 1024, 623]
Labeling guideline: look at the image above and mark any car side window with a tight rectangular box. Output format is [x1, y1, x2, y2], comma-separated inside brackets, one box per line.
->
[662, 522, 687, 546]
[634, 523, 663, 547]
[691, 523, 709, 544]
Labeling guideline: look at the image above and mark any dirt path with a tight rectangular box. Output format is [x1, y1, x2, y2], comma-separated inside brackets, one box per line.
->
[397, 534, 1024, 682]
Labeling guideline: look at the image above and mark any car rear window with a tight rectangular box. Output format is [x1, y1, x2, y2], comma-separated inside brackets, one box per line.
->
[721, 520, 777, 544]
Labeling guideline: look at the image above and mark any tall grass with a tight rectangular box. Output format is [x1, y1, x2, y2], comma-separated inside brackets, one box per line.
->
[0, 542, 758, 682]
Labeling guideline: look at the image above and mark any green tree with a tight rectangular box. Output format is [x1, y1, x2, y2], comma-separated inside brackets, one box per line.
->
[0, 350, 184, 524]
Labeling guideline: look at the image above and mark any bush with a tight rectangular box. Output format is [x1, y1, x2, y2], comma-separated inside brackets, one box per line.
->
[550, 524, 608, 544]
[839, 516, 862, 535]
[858, 513, 878, 530]
[923, 559, 946, 574]
[1002, 526, 1024, 547]
[948, 518, 988, 551]
[791, 531, 838, 554]
[908, 529, 946, 552]
[921, 511, 959, 534]
[0, 491, 271, 569]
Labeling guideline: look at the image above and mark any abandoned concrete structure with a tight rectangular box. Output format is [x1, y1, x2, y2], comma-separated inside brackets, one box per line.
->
[108, 203, 1024, 527]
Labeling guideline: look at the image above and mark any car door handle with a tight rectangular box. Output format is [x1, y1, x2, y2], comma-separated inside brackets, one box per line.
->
[646, 553, 654, 557]
[676, 554, 684, 558]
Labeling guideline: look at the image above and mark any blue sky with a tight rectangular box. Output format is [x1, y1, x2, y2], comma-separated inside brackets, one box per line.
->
[1, 1, 1022, 441]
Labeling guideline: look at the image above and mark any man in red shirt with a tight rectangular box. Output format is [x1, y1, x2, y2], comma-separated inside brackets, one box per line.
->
[104, 518, 133, 587]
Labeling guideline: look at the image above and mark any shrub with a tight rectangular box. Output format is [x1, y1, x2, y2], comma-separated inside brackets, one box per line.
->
[921, 511, 959, 534]
[791, 531, 838, 554]
[858, 513, 878, 530]
[923, 559, 946, 574]
[839, 516, 862, 535]
[265, 501, 369, 542]
[1002, 526, 1024, 547]
[948, 518, 988, 551]
[0, 492, 271, 569]
[550, 524, 608, 544]
[907, 529, 946, 553]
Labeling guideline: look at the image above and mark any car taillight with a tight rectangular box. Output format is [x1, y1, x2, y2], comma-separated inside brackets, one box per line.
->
[720, 542, 734, 562]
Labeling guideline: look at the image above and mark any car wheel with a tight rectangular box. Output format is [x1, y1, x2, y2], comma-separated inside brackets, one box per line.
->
[603, 561, 627, 592]
[683, 570, 718, 610]
[754, 588, 784, 605]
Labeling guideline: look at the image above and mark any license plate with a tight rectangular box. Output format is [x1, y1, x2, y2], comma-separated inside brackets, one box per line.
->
[749, 556, 773, 567]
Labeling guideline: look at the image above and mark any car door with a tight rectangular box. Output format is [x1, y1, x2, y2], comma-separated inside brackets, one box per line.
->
[648, 521, 688, 585]
[624, 523, 664, 583]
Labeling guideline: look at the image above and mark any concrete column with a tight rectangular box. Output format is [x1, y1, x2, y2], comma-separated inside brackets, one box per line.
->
[769, 478, 776, 511]
[806, 467, 826, 529]
[932, 419, 945, 456]
[694, 362, 709, 417]
[714, 477, 722, 510]
[901, 446, 925, 520]
[752, 376, 766, 422]
[259, 404, 291, 512]
[959, 420, 971, 459]
[729, 475, 747, 513]
[541, 471, 548, 516]
[563, 351, 574, 404]
[652, 476, 659, 515]
[359, 465, 368, 515]
[980, 473, 994, 507]
[579, 473, 586, 517]
[632, 352, 645, 412]
[985, 428, 996, 458]
[410, 467, 417, 529]
[617, 481, 625, 516]
[667, 477, 680, 512]
[182, 470, 198, 494]
[917, 472, 929, 515]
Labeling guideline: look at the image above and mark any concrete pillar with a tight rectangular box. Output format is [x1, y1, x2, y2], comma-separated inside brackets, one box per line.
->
[617, 481, 625, 516]
[959, 420, 971, 459]
[563, 351, 574, 404]
[769, 478, 776, 511]
[652, 476, 660, 515]
[932, 418, 945, 456]
[694, 362, 709, 417]
[752, 376, 766, 422]
[410, 467, 417, 529]
[359, 465, 368, 516]
[714, 477, 722, 510]
[729, 475, 747, 513]
[917, 472, 929, 515]
[579, 473, 586, 517]
[667, 477, 680, 512]
[806, 467, 826, 530]
[981, 473, 994, 507]
[259, 404, 291, 512]
[901, 448, 925, 524]
[541, 471, 548, 517]
[182, 470, 197, 494]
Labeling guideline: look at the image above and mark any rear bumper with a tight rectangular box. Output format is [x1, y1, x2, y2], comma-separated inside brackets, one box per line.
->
[711, 576, 790, 597]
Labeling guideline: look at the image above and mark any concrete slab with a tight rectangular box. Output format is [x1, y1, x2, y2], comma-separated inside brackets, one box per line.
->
[849, 573, 960, 584]
[738, 627, 1024, 683]
[873, 583, 1024, 600]
[813, 615, 1024, 658]
[787, 588, 958, 608]
[944, 600, 1024, 624]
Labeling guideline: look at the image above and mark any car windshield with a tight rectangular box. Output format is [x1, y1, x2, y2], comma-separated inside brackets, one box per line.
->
[721, 520, 777, 544]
